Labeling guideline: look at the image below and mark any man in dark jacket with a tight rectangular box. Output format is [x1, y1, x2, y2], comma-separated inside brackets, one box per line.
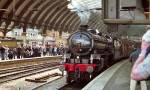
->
[0, 45, 5, 60]
[16, 46, 22, 59]
[129, 48, 141, 65]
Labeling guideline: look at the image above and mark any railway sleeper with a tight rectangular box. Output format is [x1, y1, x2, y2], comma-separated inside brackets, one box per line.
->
[25, 73, 62, 83]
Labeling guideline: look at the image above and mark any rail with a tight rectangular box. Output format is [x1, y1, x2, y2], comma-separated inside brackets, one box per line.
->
[130, 79, 148, 90]
[0, 62, 60, 83]
[0, 56, 62, 69]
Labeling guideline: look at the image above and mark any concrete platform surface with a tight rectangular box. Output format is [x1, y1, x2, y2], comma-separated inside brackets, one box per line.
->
[82, 60, 129, 90]
[82, 60, 131, 90]
[103, 61, 131, 90]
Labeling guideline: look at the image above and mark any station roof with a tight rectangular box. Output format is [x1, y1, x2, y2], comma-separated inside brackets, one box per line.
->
[0, 0, 107, 34]
[0, 0, 148, 34]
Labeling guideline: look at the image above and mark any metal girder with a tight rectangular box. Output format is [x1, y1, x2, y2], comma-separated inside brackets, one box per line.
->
[24, 0, 50, 24]
[1, 0, 25, 32]
[55, 12, 74, 31]
[42, 2, 68, 30]
[38, 0, 62, 26]
[66, 15, 80, 32]
[47, 5, 69, 26]
[104, 19, 150, 25]
[15, 0, 33, 18]
[38, 1, 64, 26]
[33, 0, 62, 25]
[0, 0, 12, 29]
[44, 2, 68, 27]
[0, 0, 11, 19]
[70, 19, 81, 32]
[50, 6, 70, 30]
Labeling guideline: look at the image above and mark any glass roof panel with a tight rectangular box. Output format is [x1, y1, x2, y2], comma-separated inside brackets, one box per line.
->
[68, 0, 102, 11]
[67, 0, 102, 25]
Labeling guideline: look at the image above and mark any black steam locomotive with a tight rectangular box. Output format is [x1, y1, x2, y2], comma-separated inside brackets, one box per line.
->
[61, 25, 132, 83]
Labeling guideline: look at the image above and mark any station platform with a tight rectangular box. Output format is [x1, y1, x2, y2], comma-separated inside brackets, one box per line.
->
[82, 60, 150, 90]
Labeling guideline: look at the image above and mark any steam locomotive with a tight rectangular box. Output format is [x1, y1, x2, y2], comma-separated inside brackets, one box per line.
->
[61, 25, 133, 83]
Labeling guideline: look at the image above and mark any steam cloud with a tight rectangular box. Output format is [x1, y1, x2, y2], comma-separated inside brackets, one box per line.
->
[77, 11, 91, 25]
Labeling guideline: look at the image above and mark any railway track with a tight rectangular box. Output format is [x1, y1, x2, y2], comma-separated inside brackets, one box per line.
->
[59, 82, 87, 90]
[0, 62, 60, 83]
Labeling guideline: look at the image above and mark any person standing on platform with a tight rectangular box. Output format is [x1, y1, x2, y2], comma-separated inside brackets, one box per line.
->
[131, 30, 150, 80]
[129, 44, 141, 66]
[53, 46, 58, 56]
[4, 45, 9, 60]
[0, 45, 5, 60]
[16, 46, 22, 59]
[49, 45, 53, 56]
[8, 48, 14, 59]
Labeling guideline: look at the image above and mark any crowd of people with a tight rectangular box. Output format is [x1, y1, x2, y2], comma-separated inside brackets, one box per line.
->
[0, 45, 65, 60]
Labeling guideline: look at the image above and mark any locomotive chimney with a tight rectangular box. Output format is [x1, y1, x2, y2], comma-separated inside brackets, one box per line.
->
[79, 25, 89, 31]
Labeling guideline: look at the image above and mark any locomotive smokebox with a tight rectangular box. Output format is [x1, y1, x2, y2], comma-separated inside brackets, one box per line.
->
[79, 25, 89, 31]
[68, 25, 108, 56]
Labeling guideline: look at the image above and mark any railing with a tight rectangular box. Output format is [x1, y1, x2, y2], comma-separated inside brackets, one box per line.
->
[130, 79, 147, 90]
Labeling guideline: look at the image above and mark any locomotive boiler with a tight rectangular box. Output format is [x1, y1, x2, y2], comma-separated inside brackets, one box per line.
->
[68, 27, 112, 56]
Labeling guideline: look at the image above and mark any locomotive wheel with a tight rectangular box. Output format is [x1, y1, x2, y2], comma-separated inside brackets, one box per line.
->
[105, 56, 114, 67]
[108, 54, 114, 65]
[66, 77, 72, 83]
[103, 54, 114, 68]
[66, 72, 73, 83]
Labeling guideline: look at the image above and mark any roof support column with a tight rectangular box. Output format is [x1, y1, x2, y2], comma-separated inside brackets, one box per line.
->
[102, 0, 120, 19]
[102, 0, 120, 32]
[22, 24, 27, 46]
[3, 20, 10, 37]
[42, 28, 47, 47]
